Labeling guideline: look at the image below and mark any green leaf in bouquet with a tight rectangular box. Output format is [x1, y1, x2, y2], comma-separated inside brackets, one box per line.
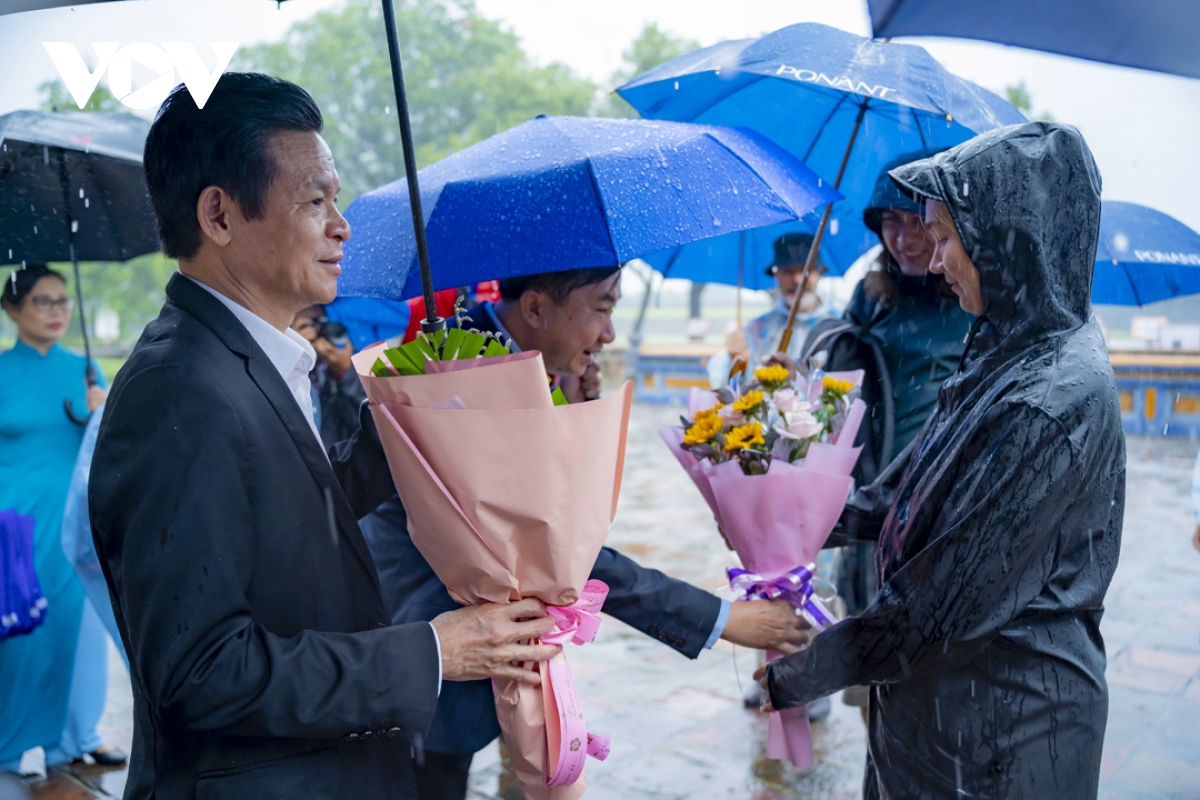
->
[371, 357, 397, 377]
[456, 330, 488, 360]
[482, 338, 511, 358]
[384, 345, 425, 376]
[411, 334, 440, 363]
[440, 327, 468, 361]
[551, 386, 569, 407]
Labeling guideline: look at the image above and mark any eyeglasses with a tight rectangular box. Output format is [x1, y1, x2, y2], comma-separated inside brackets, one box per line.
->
[27, 296, 74, 313]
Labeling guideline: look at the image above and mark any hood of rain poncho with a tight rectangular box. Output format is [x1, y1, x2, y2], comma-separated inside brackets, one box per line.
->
[888, 121, 1101, 342]
[861, 149, 942, 235]
[765, 122, 1126, 800]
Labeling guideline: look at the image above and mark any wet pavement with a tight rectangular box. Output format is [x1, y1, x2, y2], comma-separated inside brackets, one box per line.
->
[24, 405, 1200, 799]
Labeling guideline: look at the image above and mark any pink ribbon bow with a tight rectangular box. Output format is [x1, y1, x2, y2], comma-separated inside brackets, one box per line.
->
[541, 579, 611, 787]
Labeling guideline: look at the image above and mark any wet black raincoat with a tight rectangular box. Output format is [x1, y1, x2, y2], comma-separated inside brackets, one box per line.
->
[767, 122, 1126, 799]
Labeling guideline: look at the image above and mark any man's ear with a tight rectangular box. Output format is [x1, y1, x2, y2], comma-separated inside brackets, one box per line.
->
[518, 289, 547, 330]
[196, 185, 236, 248]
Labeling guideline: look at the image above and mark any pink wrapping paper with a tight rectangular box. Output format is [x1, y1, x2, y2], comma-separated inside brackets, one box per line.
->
[358, 347, 633, 800]
[658, 402, 863, 769]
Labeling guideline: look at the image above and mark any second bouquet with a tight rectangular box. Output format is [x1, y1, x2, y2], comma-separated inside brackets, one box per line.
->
[353, 331, 633, 800]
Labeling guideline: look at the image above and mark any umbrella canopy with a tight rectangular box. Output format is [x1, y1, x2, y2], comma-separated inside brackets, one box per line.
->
[0, 0, 126, 15]
[868, 0, 1200, 80]
[0, 109, 158, 265]
[617, 23, 1026, 273]
[338, 115, 841, 301]
[1094, 201, 1200, 306]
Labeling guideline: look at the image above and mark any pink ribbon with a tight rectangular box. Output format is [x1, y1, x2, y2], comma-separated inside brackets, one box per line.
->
[541, 579, 610, 787]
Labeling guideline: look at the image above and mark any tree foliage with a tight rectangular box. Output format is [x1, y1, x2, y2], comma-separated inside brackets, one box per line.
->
[38, 79, 123, 113]
[234, 0, 598, 204]
[603, 23, 700, 118]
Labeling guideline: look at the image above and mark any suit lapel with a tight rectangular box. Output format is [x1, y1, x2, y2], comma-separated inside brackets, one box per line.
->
[166, 275, 384, 596]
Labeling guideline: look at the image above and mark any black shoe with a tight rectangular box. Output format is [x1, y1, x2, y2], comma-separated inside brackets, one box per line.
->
[742, 682, 767, 709]
[88, 745, 128, 767]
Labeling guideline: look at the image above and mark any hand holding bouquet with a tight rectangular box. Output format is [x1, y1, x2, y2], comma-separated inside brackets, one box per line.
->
[357, 331, 633, 800]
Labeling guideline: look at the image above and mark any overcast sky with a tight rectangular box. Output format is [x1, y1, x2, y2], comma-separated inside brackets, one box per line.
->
[3, 0, 1198, 232]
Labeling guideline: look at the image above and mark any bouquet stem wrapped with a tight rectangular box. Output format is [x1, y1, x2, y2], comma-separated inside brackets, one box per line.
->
[354, 340, 632, 799]
[660, 372, 866, 768]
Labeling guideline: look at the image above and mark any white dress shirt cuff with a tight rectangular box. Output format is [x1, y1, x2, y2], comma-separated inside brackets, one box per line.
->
[428, 622, 442, 696]
[703, 599, 732, 649]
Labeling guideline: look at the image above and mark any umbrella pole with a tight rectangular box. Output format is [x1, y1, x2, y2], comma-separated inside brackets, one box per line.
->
[58, 148, 94, 424]
[380, 0, 444, 334]
[776, 100, 870, 357]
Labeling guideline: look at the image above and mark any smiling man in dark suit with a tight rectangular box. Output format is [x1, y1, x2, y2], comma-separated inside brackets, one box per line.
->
[89, 73, 559, 800]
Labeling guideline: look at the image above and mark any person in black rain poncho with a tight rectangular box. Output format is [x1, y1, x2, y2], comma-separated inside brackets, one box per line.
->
[760, 121, 1126, 799]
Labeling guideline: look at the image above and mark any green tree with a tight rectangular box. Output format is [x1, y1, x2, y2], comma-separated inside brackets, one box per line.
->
[38, 78, 123, 113]
[1004, 81, 1054, 122]
[235, 0, 598, 204]
[602, 23, 700, 118]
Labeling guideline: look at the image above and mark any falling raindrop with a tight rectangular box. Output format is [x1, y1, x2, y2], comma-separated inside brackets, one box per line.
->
[79, 188, 84, 198]
[71, 221, 78, 233]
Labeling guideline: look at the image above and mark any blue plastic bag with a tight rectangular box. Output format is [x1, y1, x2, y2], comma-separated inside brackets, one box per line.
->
[1, 509, 47, 639]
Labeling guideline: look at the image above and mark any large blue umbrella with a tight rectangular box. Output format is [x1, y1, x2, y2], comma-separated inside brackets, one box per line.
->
[867, 0, 1199, 80]
[338, 115, 840, 301]
[617, 22, 1025, 350]
[1094, 201, 1200, 306]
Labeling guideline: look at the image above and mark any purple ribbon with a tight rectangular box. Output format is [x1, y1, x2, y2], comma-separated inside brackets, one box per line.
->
[727, 564, 837, 631]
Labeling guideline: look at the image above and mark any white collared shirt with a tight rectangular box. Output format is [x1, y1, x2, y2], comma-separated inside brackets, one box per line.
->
[186, 276, 442, 692]
[187, 277, 326, 459]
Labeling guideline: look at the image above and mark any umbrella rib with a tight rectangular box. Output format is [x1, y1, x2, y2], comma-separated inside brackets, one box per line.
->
[800, 93, 851, 164]
[670, 72, 772, 124]
[580, 157, 621, 266]
[1123, 262, 1144, 307]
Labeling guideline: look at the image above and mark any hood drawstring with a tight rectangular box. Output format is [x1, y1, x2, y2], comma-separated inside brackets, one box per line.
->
[955, 315, 988, 375]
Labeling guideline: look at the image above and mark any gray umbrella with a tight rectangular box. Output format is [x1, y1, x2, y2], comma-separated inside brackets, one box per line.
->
[0, 109, 158, 421]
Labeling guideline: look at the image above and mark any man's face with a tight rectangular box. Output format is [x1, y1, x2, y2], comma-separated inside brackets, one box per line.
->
[225, 130, 350, 310]
[774, 264, 820, 306]
[535, 272, 620, 376]
[879, 209, 934, 277]
[924, 199, 984, 315]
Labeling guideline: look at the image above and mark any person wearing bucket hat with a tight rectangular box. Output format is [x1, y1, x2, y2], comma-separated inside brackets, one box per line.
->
[742, 232, 835, 369]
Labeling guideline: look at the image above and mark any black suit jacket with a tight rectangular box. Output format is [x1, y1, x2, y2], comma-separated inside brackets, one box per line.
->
[90, 275, 439, 800]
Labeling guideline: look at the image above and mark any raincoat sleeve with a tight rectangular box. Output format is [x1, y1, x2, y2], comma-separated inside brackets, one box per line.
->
[768, 401, 1110, 708]
[92, 366, 437, 738]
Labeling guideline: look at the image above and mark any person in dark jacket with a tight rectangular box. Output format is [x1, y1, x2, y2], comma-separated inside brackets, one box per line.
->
[291, 304, 368, 449]
[824, 153, 975, 718]
[760, 121, 1126, 799]
[362, 266, 812, 800]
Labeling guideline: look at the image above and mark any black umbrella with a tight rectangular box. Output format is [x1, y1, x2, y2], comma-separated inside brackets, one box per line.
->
[0, 109, 159, 422]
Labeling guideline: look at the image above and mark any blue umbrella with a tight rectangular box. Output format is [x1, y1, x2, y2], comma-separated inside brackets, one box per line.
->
[1094, 201, 1200, 306]
[617, 22, 1025, 351]
[868, 0, 1199, 80]
[338, 115, 841, 301]
[324, 296, 412, 348]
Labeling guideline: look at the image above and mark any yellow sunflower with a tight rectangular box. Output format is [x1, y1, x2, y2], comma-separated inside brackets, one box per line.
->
[723, 421, 766, 452]
[754, 365, 790, 390]
[821, 376, 855, 396]
[693, 402, 724, 421]
[683, 414, 723, 446]
[732, 389, 765, 414]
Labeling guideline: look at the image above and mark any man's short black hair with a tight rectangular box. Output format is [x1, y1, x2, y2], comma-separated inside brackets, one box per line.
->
[143, 72, 324, 259]
[498, 266, 621, 304]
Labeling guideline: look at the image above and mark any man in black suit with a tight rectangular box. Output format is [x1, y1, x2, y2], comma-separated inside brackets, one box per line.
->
[360, 267, 812, 799]
[89, 74, 560, 800]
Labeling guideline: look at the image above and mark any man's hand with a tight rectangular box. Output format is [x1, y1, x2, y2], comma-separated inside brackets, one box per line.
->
[720, 599, 811, 654]
[431, 598, 561, 686]
[313, 337, 354, 377]
[752, 664, 775, 713]
[558, 362, 603, 403]
[86, 385, 108, 413]
[1192, 524, 1200, 554]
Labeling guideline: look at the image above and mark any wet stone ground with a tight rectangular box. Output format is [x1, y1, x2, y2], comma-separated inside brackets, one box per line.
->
[28, 404, 1200, 800]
